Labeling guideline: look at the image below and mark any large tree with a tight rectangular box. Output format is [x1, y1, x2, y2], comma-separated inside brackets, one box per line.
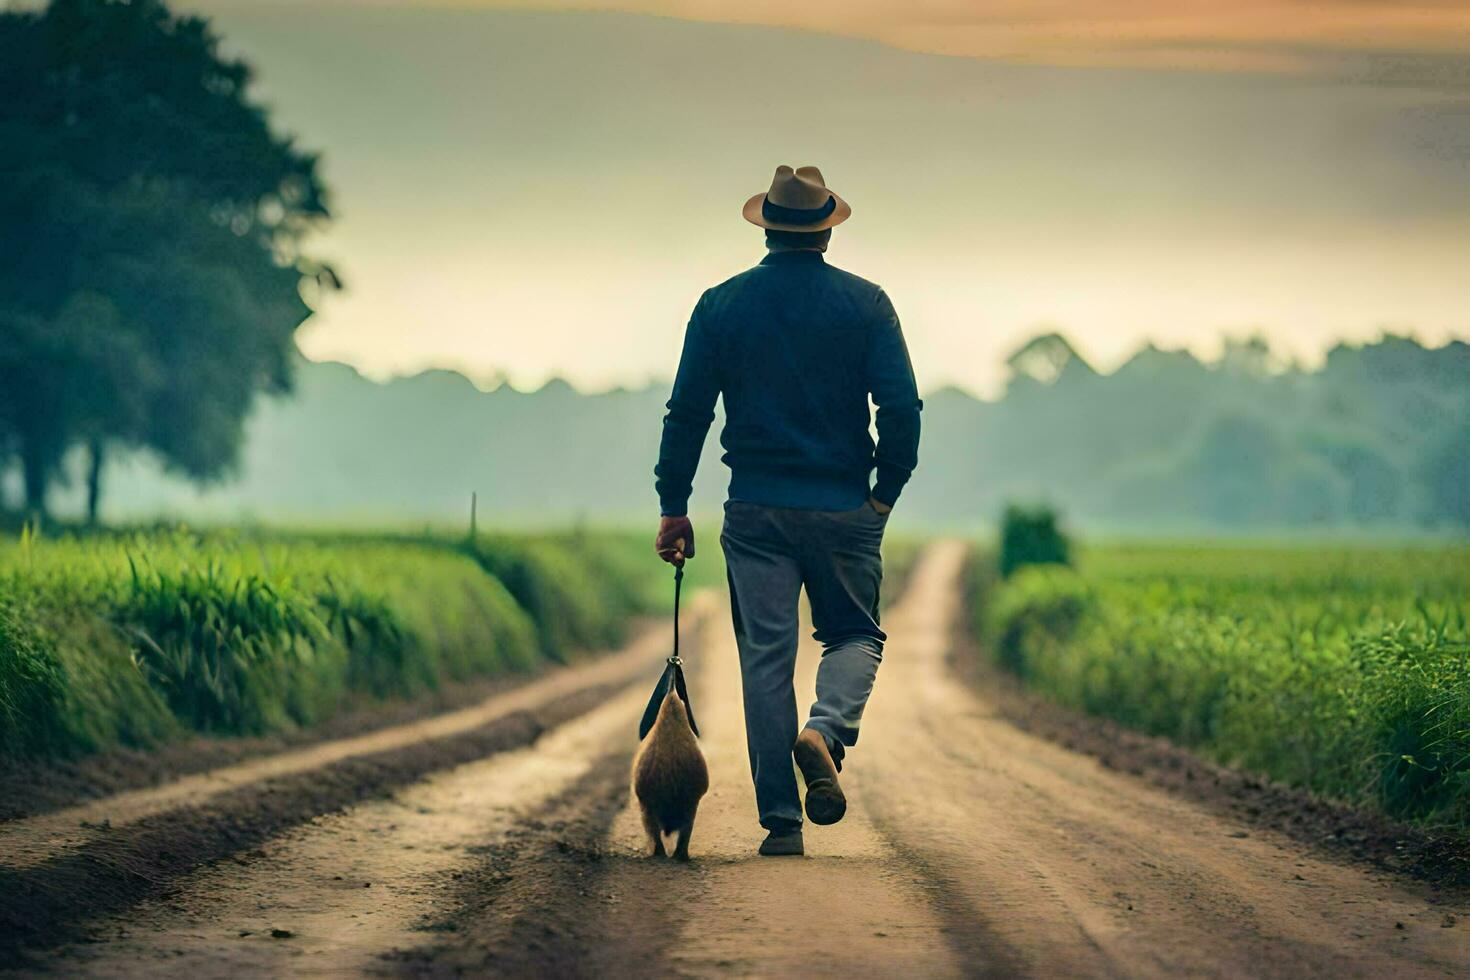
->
[0, 0, 336, 520]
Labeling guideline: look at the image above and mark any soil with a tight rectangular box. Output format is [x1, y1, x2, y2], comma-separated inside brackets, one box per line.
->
[4, 545, 1467, 978]
[0, 619, 659, 823]
[0, 610, 701, 969]
[947, 624, 1470, 893]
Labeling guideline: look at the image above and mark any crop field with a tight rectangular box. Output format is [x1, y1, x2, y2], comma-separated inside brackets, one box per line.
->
[0, 526, 717, 762]
[973, 542, 1470, 828]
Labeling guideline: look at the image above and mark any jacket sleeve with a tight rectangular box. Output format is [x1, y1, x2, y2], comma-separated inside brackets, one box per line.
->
[654, 292, 720, 516]
[867, 288, 922, 507]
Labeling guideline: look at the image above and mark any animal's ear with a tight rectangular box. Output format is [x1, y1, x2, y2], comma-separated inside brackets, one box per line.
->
[673, 663, 699, 737]
[638, 662, 678, 740]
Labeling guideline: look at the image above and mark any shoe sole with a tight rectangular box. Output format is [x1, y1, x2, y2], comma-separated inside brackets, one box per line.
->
[793, 738, 847, 826]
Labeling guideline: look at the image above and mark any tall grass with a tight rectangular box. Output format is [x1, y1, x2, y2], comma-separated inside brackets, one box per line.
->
[973, 543, 1470, 827]
[0, 526, 676, 761]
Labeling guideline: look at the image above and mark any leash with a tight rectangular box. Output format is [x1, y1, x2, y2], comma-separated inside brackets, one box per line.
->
[668, 564, 684, 668]
[639, 562, 699, 740]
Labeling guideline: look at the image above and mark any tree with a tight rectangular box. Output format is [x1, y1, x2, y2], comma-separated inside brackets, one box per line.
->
[1418, 413, 1470, 527]
[1005, 332, 1094, 390]
[1218, 333, 1274, 378]
[0, 0, 336, 521]
[1306, 436, 1403, 524]
[1189, 414, 1288, 526]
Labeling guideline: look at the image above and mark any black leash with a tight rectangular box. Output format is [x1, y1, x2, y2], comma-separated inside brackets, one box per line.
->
[638, 563, 698, 739]
[669, 564, 684, 668]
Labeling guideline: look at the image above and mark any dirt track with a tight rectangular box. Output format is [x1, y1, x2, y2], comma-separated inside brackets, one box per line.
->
[5, 543, 1467, 977]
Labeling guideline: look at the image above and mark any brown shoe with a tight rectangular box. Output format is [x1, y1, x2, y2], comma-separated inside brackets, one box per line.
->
[793, 728, 847, 825]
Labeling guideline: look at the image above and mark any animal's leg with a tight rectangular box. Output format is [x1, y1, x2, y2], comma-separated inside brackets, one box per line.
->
[641, 806, 666, 857]
[672, 804, 698, 862]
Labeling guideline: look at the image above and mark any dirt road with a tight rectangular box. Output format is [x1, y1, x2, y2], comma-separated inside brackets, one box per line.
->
[6, 543, 1467, 977]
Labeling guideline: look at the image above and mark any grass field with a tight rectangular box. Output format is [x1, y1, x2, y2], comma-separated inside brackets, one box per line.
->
[0, 525, 720, 762]
[972, 542, 1470, 828]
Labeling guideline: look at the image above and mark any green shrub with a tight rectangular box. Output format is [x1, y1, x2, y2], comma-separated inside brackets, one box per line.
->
[999, 504, 1071, 579]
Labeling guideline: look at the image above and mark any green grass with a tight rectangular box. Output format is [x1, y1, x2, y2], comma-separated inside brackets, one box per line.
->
[0, 525, 691, 761]
[971, 542, 1470, 827]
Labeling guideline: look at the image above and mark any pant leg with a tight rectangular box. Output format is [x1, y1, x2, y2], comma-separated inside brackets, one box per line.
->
[721, 503, 805, 833]
[792, 504, 888, 765]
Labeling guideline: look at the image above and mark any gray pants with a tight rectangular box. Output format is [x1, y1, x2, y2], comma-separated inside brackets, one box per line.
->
[720, 500, 887, 832]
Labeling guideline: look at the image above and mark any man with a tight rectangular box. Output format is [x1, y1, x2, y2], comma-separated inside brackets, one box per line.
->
[653, 165, 922, 857]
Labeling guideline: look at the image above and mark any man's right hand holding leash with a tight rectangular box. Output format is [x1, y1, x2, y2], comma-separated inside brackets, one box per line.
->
[655, 515, 695, 567]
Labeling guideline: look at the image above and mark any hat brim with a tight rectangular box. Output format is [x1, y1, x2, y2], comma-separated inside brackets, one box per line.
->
[742, 192, 851, 232]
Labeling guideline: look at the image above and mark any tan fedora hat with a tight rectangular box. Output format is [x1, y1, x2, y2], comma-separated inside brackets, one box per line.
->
[743, 165, 852, 232]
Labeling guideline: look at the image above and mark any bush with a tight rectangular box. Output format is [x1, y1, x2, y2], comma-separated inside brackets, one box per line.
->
[999, 504, 1071, 579]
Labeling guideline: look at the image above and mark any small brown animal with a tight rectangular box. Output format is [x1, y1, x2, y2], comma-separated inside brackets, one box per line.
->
[632, 688, 708, 860]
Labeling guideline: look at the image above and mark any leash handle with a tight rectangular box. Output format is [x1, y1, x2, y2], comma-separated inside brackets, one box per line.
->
[670, 564, 684, 666]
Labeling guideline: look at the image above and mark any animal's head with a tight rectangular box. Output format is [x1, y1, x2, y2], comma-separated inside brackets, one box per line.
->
[658, 688, 692, 729]
[639, 662, 700, 740]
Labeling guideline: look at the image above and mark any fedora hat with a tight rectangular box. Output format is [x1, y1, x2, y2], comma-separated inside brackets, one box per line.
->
[743, 165, 852, 232]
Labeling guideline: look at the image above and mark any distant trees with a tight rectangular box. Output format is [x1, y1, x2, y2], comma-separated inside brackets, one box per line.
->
[1005, 332, 1094, 389]
[0, 0, 336, 521]
[1419, 413, 1470, 527]
[914, 331, 1470, 531]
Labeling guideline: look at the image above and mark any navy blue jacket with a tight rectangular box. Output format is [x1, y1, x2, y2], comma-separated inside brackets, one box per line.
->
[655, 251, 922, 516]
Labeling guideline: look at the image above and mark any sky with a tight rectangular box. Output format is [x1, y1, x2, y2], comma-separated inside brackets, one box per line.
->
[185, 1, 1470, 395]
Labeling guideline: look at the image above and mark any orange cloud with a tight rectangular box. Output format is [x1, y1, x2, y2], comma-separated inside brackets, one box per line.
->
[460, 0, 1470, 74]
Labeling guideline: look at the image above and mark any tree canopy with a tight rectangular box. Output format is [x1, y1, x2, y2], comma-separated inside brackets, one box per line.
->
[0, 0, 336, 519]
[968, 332, 1470, 531]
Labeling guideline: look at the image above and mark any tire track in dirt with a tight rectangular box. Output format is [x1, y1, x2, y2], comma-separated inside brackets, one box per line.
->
[857, 542, 1470, 978]
[390, 542, 1470, 978]
[1, 613, 697, 869]
[19, 684, 655, 978]
[12, 546, 1469, 978]
[0, 599, 715, 968]
[387, 553, 970, 978]
[626, 608, 968, 978]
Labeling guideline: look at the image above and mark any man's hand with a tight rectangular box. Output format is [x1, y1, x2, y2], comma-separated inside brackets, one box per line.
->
[655, 516, 696, 566]
[868, 497, 893, 515]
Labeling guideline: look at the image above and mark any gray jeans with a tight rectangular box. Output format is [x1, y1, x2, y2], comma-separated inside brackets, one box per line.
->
[720, 500, 887, 832]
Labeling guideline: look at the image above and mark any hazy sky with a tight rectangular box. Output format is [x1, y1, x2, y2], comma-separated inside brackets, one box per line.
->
[187, 2, 1470, 394]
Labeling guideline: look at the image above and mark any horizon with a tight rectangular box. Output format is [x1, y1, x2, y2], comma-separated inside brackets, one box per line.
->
[300, 325, 1469, 400]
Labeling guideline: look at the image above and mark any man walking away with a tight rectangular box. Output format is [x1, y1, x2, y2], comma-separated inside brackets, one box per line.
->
[653, 165, 922, 857]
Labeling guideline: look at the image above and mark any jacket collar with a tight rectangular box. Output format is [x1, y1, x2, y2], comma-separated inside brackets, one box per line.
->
[760, 250, 826, 266]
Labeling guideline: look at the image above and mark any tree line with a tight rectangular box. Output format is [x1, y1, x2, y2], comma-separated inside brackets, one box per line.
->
[10, 332, 1464, 531]
[909, 332, 1470, 530]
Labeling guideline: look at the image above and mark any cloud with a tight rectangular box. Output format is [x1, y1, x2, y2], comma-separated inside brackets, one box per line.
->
[207, 0, 1470, 80]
